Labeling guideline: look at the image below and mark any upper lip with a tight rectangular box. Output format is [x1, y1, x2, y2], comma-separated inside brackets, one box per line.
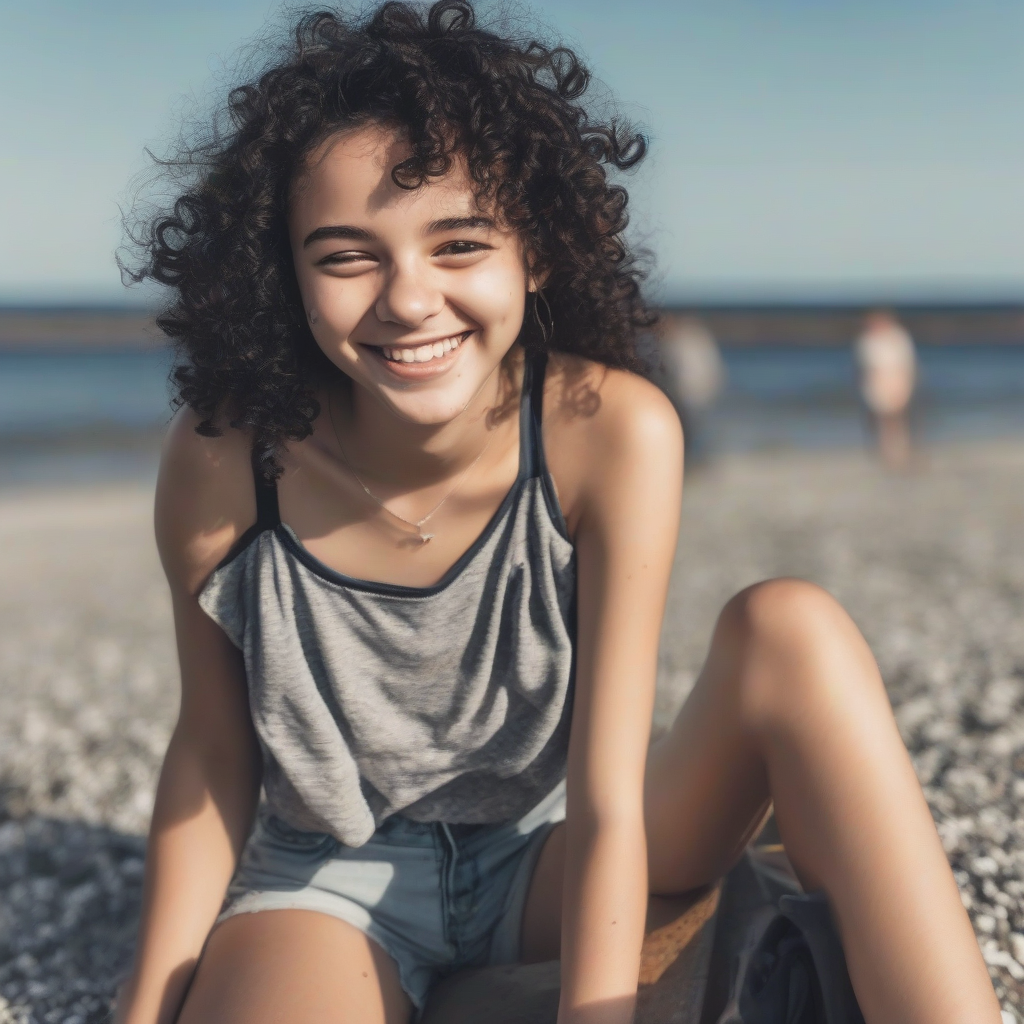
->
[363, 330, 471, 350]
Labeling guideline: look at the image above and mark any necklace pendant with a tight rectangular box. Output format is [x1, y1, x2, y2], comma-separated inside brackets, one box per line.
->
[419, 533, 434, 543]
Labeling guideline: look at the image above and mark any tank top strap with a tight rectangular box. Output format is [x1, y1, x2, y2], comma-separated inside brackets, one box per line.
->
[518, 350, 549, 480]
[251, 450, 281, 529]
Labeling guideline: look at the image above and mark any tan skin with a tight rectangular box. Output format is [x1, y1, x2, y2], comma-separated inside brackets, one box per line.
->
[114, 125, 1001, 1024]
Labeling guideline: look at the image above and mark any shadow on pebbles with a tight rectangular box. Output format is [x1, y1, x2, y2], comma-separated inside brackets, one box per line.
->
[0, 819, 145, 1024]
[2, 446, 1024, 1021]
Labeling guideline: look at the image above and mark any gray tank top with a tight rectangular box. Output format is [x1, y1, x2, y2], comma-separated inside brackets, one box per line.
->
[198, 353, 576, 848]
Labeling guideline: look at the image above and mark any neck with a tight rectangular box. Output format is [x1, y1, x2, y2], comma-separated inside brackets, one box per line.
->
[331, 353, 520, 490]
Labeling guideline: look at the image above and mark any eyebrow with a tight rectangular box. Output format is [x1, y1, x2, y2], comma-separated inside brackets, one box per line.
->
[425, 215, 495, 234]
[302, 224, 374, 248]
[302, 215, 495, 249]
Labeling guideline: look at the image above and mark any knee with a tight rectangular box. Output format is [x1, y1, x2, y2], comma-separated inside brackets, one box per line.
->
[715, 578, 877, 730]
[720, 578, 845, 648]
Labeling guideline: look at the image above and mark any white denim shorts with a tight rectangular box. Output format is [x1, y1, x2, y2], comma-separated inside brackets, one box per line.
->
[216, 781, 566, 1011]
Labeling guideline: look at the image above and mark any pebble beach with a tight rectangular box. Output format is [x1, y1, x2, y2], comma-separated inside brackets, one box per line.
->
[1, 442, 1023, 1022]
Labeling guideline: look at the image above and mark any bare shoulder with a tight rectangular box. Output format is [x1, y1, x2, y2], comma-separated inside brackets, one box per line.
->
[155, 407, 257, 596]
[542, 353, 683, 534]
[543, 351, 682, 449]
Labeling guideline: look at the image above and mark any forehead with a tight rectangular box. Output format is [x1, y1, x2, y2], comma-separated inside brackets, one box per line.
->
[290, 125, 483, 226]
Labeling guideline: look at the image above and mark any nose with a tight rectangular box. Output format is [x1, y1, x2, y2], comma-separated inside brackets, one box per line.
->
[375, 260, 445, 328]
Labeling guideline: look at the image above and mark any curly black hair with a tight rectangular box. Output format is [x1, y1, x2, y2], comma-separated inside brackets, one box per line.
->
[126, 0, 654, 470]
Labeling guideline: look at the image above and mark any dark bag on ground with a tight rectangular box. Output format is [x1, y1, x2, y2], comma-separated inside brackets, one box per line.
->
[718, 857, 865, 1024]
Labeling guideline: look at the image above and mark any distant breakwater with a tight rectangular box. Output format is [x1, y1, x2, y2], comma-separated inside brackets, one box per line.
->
[3, 303, 1024, 351]
[0, 308, 160, 351]
[663, 303, 1024, 349]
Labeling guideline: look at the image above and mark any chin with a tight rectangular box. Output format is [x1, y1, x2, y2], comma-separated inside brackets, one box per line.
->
[377, 386, 486, 426]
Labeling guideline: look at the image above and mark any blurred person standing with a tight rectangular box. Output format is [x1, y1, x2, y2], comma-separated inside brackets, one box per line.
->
[660, 315, 725, 462]
[855, 310, 916, 469]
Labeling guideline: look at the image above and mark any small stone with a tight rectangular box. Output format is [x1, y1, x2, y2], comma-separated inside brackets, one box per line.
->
[975, 678, 1023, 730]
[973, 856, 1001, 878]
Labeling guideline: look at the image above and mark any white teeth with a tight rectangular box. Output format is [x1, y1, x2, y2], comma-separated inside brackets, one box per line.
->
[380, 332, 467, 363]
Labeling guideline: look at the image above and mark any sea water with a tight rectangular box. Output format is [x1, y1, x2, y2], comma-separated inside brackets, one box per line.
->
[706, 345, 1024, 453]
[0, 349, 173, 435]
[0, 349, 173, 486]
[3, 345, 1024, 485]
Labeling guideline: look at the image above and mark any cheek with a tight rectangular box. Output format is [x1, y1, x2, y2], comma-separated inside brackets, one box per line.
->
[308, 278, 376, 342]
[456, 259, 527, 337]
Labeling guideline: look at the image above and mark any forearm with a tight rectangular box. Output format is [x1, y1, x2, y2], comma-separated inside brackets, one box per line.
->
[115, 729, 260, 1024]
[559, 816, 648, 1024]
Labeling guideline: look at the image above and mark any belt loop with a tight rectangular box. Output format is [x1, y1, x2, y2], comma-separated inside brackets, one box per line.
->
[441, 822, 459, 895]
[440, 822, 457, 852]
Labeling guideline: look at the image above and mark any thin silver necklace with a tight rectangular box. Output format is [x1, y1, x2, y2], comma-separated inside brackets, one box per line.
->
[328, 393, 494, 544]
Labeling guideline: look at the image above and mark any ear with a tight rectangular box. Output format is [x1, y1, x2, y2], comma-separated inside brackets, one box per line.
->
[524, 247, 550, 294]
[526, 267, 551, 293]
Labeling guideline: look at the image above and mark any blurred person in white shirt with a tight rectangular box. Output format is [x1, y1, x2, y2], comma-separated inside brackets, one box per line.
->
[660, 315, 725, 463]
[855, 311, 916, 469]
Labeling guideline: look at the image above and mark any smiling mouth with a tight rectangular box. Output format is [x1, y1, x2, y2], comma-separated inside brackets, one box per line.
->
[373, 331, 471, 364]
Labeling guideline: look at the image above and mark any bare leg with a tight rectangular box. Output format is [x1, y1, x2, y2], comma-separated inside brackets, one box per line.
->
[524, 579, 1000, 1024]
[177, 909, 412, 1024]
[878, 412, 912, 470]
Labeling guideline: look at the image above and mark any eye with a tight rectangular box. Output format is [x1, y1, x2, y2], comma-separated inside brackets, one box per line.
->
[317, 251, 376, 266]
[434, 240, 489, 257]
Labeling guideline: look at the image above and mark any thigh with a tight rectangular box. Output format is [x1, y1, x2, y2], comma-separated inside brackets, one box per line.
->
[642, 651, 772, 895]
[520, 822, 565, 963]
[177, 909, 412, 1024]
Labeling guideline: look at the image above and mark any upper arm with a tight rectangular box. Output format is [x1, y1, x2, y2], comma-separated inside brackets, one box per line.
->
[155, 410, 259, 757]
[155, 408, 256, 598]
[553, 366, 684, 820]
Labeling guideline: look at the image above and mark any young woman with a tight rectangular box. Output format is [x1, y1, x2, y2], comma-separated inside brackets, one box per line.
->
[116, 4, 1000, 1022]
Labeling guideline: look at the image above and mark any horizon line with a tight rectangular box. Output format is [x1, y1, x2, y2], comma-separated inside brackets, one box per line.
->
[3, 297, 1024, 314]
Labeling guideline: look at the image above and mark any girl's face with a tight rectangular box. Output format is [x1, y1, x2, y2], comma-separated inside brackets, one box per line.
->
[290, 125, 533, 426]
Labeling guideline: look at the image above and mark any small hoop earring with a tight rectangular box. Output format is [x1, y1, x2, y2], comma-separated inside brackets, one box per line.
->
[308, 308, 319, 325]
[533, 291, 554, 346]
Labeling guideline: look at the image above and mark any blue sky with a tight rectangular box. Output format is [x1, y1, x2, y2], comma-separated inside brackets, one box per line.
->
[1, 0, 1022, 304]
